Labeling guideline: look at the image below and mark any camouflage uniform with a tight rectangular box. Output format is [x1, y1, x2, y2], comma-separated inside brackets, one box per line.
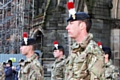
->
[65, 33, 105, 80]
[51, 55, 66, 80]
[18, 53, 44, 80]
[0, 63, 5, 80]
[105, 59, 119, 80]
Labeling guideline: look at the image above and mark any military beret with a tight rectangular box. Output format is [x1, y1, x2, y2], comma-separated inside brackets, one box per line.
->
[67, 12, 90, 22]
[21, 32, 36, 46]
[53, 45, 64, 51]
[102, 47, 111, 59]
[21, 38, 36, 46]
[53, 41, 64, 51]
[66, 2, 90, 22]
[102, 47, 111, 55]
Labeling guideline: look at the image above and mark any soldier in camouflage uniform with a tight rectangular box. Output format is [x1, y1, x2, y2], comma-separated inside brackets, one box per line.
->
[0, 63, 5, 80]
[102, 47, 119, 80]
[65, 2, 105, 80]
[18, 34, 44, 80]
[51, 41, 66, 80]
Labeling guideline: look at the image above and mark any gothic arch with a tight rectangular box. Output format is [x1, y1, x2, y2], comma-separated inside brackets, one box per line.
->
[30, 27, 44, 50]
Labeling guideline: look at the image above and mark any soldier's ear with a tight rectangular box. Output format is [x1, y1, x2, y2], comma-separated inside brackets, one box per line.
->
[59, 50, 62, 54]
[79, 22, 86, 30]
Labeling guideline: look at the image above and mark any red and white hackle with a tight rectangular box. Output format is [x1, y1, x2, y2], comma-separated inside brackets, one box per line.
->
[97, 42, 102, 49]
[54, 41, 58, 49]
[23, 32, 28, 45]
[67, 1, 76, 17]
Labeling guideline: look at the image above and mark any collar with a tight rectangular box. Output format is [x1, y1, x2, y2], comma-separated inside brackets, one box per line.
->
[21, 53, 37, 66]
[55, 55, 66, 63]
[72, 33, 93, 52]
[105, 59, 112, 67]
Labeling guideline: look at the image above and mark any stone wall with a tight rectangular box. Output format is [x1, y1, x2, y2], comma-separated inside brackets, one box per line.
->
[91, 19, 111, 47]
[41, 0, 69, 78]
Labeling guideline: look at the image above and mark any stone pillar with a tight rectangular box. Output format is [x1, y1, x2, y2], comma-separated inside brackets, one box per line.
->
[111, 29, 120, 71]
[111, 0, 120, 19]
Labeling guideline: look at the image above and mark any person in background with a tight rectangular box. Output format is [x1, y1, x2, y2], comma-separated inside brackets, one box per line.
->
[102, 47, 119, 80]
[51, 41, 66, 80]
[4, 60, 13, 80]
[12, 59, 24, 80]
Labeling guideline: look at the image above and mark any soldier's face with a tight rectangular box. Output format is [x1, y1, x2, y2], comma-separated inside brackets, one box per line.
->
[20, 46, 31, 55]
[104, 54, 109, 60]
[6, 63, 10, 67]
[53, 50, 62, 58]
[66, 21, 82, 39]
[104, 54, 109, 63]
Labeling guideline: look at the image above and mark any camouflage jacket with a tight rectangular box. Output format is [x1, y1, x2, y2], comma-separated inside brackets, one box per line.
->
[18, 53, 44, 80]
[104, 59, 119, 80]
[0, 63, 5, 80]
[51, 55, 66, 80]
[65, 33, 105, 80]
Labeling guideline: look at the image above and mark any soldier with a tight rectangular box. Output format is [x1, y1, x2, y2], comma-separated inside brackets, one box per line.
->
[18, 32, 44, 80]
[0, 63, 5, 80]
[102, 47, 119, 80]
[51, 41, 66, 80]
[65, 1, 105, 80]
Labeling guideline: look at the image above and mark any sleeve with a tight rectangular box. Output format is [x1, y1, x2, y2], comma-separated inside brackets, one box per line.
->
[62, 60, 67, 80]
[65, 53, 76, 80]
[87, 43, 105, 79]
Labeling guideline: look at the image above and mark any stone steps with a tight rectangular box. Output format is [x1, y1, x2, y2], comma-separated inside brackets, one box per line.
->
[41, 53, 55, 78]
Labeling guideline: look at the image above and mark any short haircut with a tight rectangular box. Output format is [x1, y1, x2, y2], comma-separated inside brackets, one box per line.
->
[82, 18, 92, 32]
